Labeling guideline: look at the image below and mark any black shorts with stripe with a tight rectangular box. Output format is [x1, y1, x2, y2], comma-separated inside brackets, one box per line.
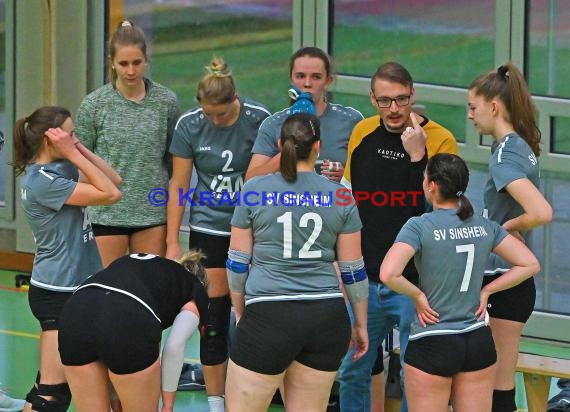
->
[404, 326, 496, 377]
[188, 230, 230, 269]
[482, 275, 535, 323]
[230, 298, 351, 375]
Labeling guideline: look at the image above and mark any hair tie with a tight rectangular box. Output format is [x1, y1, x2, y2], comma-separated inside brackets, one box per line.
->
[456, 191, 464, 198]
[308, 120, 316, 137]
[206, 64, 231, 78]
[497, 65, 509, 79]
[121, 20, 133, 27]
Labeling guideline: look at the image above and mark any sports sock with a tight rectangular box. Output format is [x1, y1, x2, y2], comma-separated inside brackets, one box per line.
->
[208, 395, 225, 412]
[492, 388, 516, 412]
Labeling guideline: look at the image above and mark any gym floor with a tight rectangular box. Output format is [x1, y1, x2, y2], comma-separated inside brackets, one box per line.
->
[2, 267, 568, 411]
[0, 269, 284, 412]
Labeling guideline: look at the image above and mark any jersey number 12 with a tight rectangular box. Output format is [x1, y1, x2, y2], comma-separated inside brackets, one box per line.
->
[277, 211, 322, 259]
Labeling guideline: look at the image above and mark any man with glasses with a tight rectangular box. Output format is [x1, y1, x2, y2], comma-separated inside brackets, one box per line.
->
[338, 61, 457, 412]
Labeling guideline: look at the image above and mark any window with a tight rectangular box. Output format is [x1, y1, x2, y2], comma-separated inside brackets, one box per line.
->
[328, 0, 570, 319]
[109, 0, 293, 113]
[528, 0, 570, 99]
[107, 0, 293, 226]
[331, 0, 496, 87]
[465, 165, 570, 315]
[550, 114, 570, 155]
[534, 171, 570, 314]
[0, 0, 6, 207]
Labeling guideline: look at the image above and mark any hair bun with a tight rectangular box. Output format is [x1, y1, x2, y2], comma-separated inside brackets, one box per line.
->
[206, 58, 231, 77]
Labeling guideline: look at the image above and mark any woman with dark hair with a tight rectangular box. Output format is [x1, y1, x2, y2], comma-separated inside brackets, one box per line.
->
[14, 105, 121, 412]
[246, 46, 363, 182]
[380, 154, 539, 412]
[225, 113, 368, 411]
[468, 63, 553, 412]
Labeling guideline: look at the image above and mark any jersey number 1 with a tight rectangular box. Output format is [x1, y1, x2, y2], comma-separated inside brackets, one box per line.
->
[277, 212, 322, 259]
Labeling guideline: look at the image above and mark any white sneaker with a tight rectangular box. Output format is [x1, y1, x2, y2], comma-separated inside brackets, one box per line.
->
[0, 391, 26, 412]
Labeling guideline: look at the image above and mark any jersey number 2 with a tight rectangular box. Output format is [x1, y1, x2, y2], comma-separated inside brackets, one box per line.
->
[456, 244, 474, 292]
[277, 212, 322, 259]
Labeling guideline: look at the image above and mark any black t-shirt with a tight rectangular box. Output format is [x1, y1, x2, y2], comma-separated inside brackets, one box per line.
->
[78, 253, 208, 329]
[348, 119, 427, 284]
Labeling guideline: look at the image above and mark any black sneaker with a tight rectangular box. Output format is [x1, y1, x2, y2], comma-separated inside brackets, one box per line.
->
[548, 394, 570, 411]
[177, 363, 205, 391]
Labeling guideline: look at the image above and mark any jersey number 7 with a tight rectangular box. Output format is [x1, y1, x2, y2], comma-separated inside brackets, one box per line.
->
[456, 244, 475, 292]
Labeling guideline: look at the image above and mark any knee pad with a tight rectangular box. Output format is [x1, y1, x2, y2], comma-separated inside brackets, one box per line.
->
[31, 383, 72, 412]
[200, 295, 231, 366]
[492, 388, 516, 412]
[25, 371, 41, 403]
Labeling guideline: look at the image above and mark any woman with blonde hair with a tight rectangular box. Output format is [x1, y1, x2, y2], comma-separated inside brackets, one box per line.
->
[166, 56, 270, 411]
[58, 252, 208, 412]
[76, 19, 180, 267]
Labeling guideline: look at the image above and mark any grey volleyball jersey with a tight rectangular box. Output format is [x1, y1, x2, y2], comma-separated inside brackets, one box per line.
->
[396, 209, 507, 340]
[484, 133, 539, 274]
[170, 98, 270, 235]
[231, 172, 362, 304]
[252, 103, 363, 171]
[20, 162, 103, 291]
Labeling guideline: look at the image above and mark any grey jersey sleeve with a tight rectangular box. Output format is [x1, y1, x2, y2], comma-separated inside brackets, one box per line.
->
[231, 195, 252, 229]
[169, 114, 195, 159]
[490, 220, 509, 248]
[32, 168, 77, 211]
[395, 217, 422, 252]
[340, 200, 363, 234]
[490, 140, 528, 191]
[251, 116, 281, 157]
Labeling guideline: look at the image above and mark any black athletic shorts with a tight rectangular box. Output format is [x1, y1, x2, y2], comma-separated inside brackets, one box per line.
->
[28, 285, 73, 331]
[192, 277, 210, 330]
[230, 298, 351, 375]
[482, 274, 536, 323]
[188, 231, 230, 269]
[92, 223, 165, 237]
[58, 287, 162, 374]
[404, 326, 496, 377]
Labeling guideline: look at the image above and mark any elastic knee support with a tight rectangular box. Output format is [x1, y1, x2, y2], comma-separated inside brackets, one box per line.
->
[200, 295, 231, 366]
[492, 388, 516, 412]
[31, 383, 72, 412]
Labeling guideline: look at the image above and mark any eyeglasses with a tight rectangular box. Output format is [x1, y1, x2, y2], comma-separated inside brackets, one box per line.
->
[374, 95, 411, 108]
